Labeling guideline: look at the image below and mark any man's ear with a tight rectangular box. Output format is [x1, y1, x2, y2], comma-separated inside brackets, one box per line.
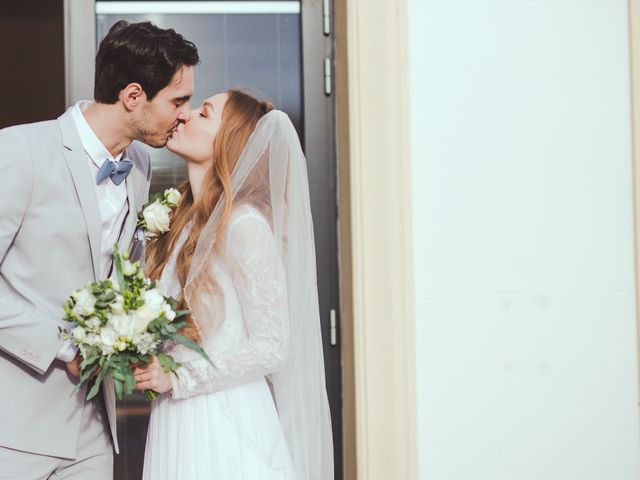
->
[121, 83, 145, 112]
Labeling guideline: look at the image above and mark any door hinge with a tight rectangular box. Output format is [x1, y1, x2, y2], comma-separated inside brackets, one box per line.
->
[324, 57, 332, 96]
[323, 0, 331, 35]
[330, 309, 337, 346]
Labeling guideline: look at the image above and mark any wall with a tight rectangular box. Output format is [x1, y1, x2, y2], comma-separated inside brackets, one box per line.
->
[409, 1, 640, 478]
[0, 0, 65, 128]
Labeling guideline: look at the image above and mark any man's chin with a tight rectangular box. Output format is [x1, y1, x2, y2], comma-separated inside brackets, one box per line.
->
[144, 137, 169, 149]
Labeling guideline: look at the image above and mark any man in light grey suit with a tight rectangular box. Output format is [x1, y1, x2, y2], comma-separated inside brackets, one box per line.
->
[0, 21, 199, 479]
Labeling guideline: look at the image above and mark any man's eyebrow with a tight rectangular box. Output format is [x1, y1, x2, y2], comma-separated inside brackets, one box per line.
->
[173, 95, 192, 103]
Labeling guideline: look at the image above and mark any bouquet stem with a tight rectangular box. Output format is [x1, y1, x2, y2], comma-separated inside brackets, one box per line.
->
[144, 389, 159, 401]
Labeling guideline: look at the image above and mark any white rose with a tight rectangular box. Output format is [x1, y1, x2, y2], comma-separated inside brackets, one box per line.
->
[72, 326, 87, 343]
[108, 313, 136, 338]
[72, 288, 96, 317]
[164, 188, 182, 208]
[100, 326, 117, 348]
[121, 259, 137, 276]
[142, 200, 171, 235]
[132, 310, 150, 334]
[133, 290, 165, 333]
[162, 302, 176, 321]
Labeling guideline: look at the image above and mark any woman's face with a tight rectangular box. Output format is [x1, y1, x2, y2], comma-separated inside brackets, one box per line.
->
[166, 93, 228, 164]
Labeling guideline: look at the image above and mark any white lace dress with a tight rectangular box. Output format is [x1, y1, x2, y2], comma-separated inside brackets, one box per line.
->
[142, 206, 295, 480]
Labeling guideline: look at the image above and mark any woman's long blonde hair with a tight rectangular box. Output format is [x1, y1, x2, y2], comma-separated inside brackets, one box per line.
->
[145, 89, 274, 341]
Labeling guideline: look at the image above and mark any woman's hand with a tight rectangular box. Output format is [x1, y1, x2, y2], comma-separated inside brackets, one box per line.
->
[133, 356, 172, 394]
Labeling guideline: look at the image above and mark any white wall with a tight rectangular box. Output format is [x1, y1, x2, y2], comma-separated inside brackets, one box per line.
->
[409, 1, 640, 478]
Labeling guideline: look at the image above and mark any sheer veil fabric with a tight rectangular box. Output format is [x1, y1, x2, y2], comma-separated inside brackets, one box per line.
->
[184, 110, 334, 479]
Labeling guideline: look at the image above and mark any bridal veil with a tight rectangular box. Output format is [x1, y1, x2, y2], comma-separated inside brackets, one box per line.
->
[183, 109, 334, 479]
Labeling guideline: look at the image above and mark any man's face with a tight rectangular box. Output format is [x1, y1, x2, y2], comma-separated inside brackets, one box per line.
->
[132, 65, 194, 148]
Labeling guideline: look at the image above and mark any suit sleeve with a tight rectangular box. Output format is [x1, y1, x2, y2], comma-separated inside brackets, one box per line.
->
[0, 128, 63, 374]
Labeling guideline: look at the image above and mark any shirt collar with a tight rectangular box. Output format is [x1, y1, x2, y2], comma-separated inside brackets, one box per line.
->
[70, 101, 124, 167]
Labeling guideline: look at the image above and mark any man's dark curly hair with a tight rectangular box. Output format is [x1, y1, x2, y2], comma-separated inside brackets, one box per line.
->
[94, 21, 200, 104]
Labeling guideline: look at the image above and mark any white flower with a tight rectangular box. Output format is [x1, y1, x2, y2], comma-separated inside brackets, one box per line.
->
[86, 317, 101, 330]
[110, 295, 125, 314]
[132, 332, 158, 355]
[85, 333, 101, 348]
[164, 188, 182, 208]
[121, 259, 137, 276]
[72, 288, 96, 317]
[142, 200, 171, 236]
[162, 302, 176, 321]
[72, 326, 87, 343]
[108, 313, 136, 338]
[100, 326, 117, 348]
[114, 340, 128, 352]
[132, 290, 165, 333]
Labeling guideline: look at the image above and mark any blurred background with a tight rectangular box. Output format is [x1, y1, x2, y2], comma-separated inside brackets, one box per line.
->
[3, 0, 640, 479]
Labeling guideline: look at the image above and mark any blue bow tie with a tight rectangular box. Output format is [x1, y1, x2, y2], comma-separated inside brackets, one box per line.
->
[96, 159, 133, 186]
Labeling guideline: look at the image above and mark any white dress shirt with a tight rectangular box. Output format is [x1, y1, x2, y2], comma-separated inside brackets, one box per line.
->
[57, 101, 131, 362]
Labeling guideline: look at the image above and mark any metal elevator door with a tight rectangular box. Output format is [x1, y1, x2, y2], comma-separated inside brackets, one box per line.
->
[91, 2, 342, 478]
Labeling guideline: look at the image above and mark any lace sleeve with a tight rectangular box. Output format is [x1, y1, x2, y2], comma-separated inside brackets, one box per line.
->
[169, 212, 289, 399]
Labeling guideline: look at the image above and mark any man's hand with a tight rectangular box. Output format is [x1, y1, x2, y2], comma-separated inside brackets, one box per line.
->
[66, 354, 81, 377]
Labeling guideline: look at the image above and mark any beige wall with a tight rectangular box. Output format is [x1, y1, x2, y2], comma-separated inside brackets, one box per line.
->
[338, 0, 640, 478]
[337, 0, 417, 478]
[411, 0, 640, 478]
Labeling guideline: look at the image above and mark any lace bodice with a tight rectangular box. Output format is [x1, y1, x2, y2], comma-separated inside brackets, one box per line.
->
[158, 205, 290, 399]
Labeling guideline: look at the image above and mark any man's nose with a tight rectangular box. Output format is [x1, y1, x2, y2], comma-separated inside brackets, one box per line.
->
[178, 103, 192, 122]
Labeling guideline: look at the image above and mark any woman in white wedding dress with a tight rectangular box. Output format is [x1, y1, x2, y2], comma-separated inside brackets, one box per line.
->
[133, 90, 334, 479]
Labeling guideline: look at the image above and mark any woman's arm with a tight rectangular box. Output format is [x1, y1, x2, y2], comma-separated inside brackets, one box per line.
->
[136, 213, 289, 399]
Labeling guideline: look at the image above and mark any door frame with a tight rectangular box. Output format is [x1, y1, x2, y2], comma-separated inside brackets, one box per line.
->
[335, 0, 418, 478]
[63, 0, 96, 105]
[628, 0, 640, 411]
[300, 1, 344, 478]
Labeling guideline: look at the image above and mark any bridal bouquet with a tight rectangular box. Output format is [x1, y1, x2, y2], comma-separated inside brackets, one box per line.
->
[60, 246, 208, 400]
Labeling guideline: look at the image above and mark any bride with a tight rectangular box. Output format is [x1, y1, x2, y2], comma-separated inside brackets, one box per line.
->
[132, 89, 334, 479]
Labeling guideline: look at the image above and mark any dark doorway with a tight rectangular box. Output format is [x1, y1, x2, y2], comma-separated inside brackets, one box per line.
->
[94, 2, 342, 479]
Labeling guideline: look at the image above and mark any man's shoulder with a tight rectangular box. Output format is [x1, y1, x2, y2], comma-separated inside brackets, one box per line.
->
[0, 119, 60, 146]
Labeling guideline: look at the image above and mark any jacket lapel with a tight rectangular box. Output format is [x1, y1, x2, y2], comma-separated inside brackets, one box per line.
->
[58, 108, 102, 281]
[118, 160, 139, 254]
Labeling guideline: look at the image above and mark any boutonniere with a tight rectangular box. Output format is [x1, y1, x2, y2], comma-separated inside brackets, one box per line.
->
[136, 188, 182, 240]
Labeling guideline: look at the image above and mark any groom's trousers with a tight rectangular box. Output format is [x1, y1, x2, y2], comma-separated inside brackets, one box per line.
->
[0, 394, 112, 480]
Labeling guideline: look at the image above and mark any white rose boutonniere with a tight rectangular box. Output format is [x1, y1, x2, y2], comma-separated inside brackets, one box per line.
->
[164, 188, 181, 207]
[137, 188, 182, 240]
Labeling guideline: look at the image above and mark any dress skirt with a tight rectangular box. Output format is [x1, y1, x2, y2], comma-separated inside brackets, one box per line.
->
[142, 377, 295, 480]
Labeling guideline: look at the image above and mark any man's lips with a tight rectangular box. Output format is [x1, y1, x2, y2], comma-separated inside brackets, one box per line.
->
[168, 124, 180, 138]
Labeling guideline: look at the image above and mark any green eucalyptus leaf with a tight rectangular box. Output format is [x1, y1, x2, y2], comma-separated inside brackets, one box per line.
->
[167, 334, 212, 365]
[124, 367, 137, 395]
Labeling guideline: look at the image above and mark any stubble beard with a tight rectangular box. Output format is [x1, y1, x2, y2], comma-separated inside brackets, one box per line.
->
[131, 107, 169, 148]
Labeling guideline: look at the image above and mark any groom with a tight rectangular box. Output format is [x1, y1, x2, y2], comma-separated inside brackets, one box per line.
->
[0, 21, 198, 479]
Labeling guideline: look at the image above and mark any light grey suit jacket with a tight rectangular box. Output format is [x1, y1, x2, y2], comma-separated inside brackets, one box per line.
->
[0, 107, 151, 459]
